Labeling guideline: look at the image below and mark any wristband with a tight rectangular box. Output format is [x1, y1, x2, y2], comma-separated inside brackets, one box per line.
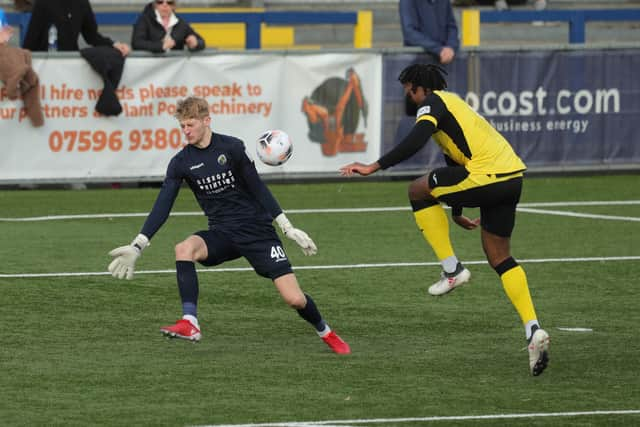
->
[132, 234, 150, 252]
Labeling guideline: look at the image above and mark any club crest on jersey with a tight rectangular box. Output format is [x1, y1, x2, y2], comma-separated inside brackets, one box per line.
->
[217, 154, 227, 165]
[416, 106, 431, 117]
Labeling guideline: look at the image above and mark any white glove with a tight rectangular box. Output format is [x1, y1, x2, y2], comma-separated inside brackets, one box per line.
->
[108, 234, 149, 280]
[275, 213, 317, 256]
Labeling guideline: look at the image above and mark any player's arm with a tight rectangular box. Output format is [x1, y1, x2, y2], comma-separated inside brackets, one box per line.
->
[440, 155, 477, 228]
[340, 120, 435, 177]
[108, 159, 183, 280]
[378, 120, 435, 169]
[442, 154, 464, 219]
[444, 154, 458, 167]
[139, 176, 182, 239]
[238, 145, 317, 256]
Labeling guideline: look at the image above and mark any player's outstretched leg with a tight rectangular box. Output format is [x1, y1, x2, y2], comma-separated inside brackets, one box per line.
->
[528, 327, 550, 376]
[320, 329, 351, 354]
[493, 256, 549, 375]
[161, 316, 201, 342]
[161, 259, 202, 342]
[411, 199, 470, 296]
[297, 292, 351, 355]
[274, 273, 351, 354]
[428, 262, 471, 296]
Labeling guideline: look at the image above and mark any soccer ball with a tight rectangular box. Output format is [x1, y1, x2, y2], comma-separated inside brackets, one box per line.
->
[256, 130, 293, 166]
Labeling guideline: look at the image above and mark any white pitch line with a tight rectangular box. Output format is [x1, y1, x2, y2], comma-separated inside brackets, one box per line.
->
[193, 409, 640, 427]
[0, 200, 639, 222]
[557, 327, 593, 332]
[1, 255, 639, 279]
[518, 207, 640, 222]
[522, 201, 640, 207]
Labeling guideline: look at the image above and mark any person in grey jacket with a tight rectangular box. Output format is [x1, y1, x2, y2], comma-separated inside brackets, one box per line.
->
[132, 0, 205, 53]
[399, 0, 459, 65]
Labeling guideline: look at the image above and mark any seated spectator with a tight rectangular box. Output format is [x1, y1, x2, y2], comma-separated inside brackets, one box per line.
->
[132, 0, 205, 53]
[0, 14, 44, 127]
[21, 0, 129, 56]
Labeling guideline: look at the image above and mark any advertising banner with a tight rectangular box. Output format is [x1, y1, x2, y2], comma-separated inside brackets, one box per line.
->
[0, 53, 381, 182]
[383, 49, 640, 171]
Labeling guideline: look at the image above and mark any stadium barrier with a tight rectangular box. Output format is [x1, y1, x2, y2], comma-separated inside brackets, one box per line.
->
[461, 8, 640, 45]
[0, 46, 638, 184]
[5, 10, 373, 50]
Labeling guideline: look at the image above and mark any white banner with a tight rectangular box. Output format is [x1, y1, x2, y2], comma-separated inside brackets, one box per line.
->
[0, 53, 382, 182]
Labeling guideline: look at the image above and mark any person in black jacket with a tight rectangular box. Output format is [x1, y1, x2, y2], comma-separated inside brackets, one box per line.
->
[22, 0, 129, 56]
[132, 0, 205, 53]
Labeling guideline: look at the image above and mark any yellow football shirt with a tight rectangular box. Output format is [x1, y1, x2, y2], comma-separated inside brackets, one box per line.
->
[416, 90, 526, 175]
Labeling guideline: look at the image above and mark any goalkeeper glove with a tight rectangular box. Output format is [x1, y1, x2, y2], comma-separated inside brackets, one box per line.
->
[275, 213, 317, 256]
[108, 234, 149, 280]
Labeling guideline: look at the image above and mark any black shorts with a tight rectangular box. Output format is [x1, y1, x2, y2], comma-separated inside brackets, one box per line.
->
[194, 223, 293, 280]
[428, 166, 523, 238]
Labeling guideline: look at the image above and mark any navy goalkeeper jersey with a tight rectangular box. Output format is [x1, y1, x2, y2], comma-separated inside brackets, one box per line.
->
[140, 132, 282, 239]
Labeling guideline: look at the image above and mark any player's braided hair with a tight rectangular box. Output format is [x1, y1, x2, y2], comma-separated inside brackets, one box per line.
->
[398, 63, 448, 92]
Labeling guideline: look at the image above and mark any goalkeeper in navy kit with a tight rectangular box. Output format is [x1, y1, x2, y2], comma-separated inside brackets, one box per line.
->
[108, 96, 350, 354]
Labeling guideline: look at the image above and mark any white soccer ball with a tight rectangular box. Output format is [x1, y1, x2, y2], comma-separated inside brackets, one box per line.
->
[256, 130, 293, 166]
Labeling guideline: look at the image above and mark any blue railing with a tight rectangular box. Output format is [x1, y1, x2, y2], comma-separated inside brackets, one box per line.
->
[480, 8, 640, 43]
[5, 11, 359, 49]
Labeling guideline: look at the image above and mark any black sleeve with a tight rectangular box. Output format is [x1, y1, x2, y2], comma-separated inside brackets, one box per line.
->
[140, 158, 182, 239]
[234, 143, 282, 218]
[22, 1, 50, 50]
[187, 27, 206, 52]
[170, 20, 205, 52]
[131, 16, 164, 53]
[377, 120, 436, 169]
[446, 152, 462, 215]
[242, 164, 283, 218]
[79, 1, 114, 47]
[444, 154, 458, 166]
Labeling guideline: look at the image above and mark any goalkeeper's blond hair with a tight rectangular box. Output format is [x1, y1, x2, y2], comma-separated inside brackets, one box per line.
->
[175, 97, 209, 121]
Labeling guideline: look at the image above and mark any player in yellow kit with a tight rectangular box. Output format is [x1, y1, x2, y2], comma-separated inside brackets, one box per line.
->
[340, 63, 549, 376]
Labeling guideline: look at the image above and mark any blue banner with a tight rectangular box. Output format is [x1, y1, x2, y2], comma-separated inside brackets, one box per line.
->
[382, 49, 640, 171]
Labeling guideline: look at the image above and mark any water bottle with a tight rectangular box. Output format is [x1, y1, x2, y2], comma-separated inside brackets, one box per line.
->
[48, 25, 58, 52]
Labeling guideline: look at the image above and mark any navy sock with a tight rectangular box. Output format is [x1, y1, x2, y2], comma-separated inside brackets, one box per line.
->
[296, 293, 327, 332]
[176, 261, 199, 317]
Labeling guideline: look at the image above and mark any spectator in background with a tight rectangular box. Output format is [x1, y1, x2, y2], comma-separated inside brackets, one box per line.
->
[22, 0, 129, 56]
[0, 9, 44, 127]
[132, 0, 205, 53]
[399, 0, 459, 65]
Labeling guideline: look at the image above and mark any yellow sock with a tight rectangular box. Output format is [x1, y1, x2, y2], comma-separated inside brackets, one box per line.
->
[501, 265, 537, 324]
[413, 204, 454, 261]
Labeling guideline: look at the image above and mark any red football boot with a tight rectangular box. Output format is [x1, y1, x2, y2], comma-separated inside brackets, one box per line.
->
[160, 319, 201, 342]
[322, 331, 351, 354]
